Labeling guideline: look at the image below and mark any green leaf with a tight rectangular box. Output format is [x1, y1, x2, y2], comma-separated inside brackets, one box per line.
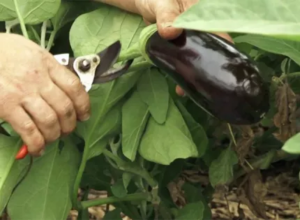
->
[1, 123, 18, 136]
[234, 35, 300, 66]
[0, 0, 60, 24]
[7, 138, 81, 220]
[75, 70, 141, 157]
[122, 172, 134, 189]
[182, 183, 212, 219]
[137, 68, 169, 124]
[81, 155, 111, 191]
[0, 135, 23, 215]
[209, 147, 238, 187]
[111, 178, 127, 198]
[282, 133, 300, 154]
[122, 91, 150, 161]
[173, 0, 300, 42]
[175, 201, 204, 220]
[104, 208, 122, 220]
[70, 4, 145, 57]
[0, 2, 15, 21]
[86, 104, 122, 159]
[176, 101, 208, 157]
[139, 99, 198, 165]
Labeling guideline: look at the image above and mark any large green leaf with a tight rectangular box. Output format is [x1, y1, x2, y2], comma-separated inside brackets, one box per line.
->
[7, 138, 80, 220]
[122, 91, 150, 161]
[0, 0, 61, 24]
[70, 4, 145, 57]
[176, 101, 208, 157]
[0, 135, 24, 215]
[234, 35, 300, 66]
[137, 68, 169, 124]
[209, 147, 238, 187]
[139, 99, 198, 165]
[0, 2, 15, 21]
[173, 0, 300, 41]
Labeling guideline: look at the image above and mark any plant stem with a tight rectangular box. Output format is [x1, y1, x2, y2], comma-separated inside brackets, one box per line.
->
[103, 149, 158, 187]
[281, 71, 300, 79]
[227, 123, 237, 146]
[128, 61, 152, 72]
[46, 30, 57, 51]
[29, 26, 41, 44]
[72, 145, 91, 209]
[40, 21, 48, 48]
[13, 0, 28, 38]
[81, 192, 150, 209]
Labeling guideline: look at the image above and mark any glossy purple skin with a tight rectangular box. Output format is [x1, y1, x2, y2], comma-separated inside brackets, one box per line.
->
[145, 30, 270, 125]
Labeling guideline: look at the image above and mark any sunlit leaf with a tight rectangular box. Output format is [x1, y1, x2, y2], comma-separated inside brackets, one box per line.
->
[282, 133, 300, 154]
[139, 99, 198, 165]
[0, 0, 61, 24]
[137, 68, 169, 124]
[174, 0, 300, 41]
[234, 35, 300, 66]
[122, 91, 150, 161]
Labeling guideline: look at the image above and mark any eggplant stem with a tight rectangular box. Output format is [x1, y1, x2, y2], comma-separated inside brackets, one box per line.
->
[227, 123, 237, 146]
[117, 43, 142, 62]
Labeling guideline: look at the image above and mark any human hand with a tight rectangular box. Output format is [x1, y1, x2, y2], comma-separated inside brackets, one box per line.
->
[0, 33, 90, 156]
[135, 0, 233, 96]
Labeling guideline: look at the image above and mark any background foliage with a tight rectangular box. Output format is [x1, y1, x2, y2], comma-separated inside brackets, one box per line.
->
[1, 0, 300, 219]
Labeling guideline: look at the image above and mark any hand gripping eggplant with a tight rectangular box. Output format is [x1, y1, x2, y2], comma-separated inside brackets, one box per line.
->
[15, 41, 133, 160]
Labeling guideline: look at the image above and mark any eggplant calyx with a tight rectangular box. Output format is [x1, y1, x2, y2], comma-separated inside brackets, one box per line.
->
[138, 23, 158, 64]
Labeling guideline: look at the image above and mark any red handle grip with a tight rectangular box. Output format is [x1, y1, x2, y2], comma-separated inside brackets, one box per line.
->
[15, 144, 28, 160]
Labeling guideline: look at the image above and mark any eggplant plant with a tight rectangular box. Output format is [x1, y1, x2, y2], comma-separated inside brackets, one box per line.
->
[1, 0, 300, 220]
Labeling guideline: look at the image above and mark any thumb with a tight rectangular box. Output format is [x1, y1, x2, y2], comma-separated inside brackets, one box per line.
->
[155, 8, 182, 40]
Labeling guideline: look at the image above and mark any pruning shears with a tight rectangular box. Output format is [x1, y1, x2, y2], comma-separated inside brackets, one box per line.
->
[15, 41, 133, 160]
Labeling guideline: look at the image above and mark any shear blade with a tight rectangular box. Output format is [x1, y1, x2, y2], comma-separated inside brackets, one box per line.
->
[94, 41, 122, 78]
[93, 59, 134, 83]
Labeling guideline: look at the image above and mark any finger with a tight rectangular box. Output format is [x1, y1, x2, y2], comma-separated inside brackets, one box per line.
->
[22, 95, 61, 144]
[176, 86, 185, 97]
[155, 1, 183, 40]
[40, 83, 77, 135]
[4, 107, 45, 156]
[48, 59, 91, 121]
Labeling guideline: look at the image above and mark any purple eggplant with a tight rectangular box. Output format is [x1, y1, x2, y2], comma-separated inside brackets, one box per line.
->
[145, 30, 270, 125]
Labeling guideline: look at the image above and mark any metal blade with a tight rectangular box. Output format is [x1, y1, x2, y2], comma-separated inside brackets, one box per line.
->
[93, 59, 134, 83]
[94, 41, 122, 78]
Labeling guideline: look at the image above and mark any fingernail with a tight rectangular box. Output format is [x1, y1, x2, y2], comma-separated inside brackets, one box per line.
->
[81, 114, 90, 121]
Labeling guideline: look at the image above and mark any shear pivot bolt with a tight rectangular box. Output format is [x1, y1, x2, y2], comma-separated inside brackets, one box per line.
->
[79, 59, 91, 72]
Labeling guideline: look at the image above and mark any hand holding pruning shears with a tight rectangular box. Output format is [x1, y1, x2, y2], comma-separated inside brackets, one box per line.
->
[0, 33, 133, 160]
